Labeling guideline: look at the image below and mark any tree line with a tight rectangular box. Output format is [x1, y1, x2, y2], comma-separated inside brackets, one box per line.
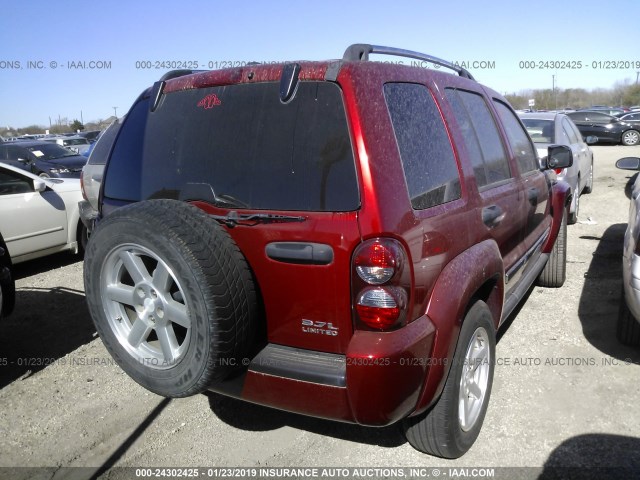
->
[506, 82, 640, 111]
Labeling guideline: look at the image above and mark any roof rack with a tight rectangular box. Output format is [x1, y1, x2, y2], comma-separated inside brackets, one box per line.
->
[342, 44, 475, 81]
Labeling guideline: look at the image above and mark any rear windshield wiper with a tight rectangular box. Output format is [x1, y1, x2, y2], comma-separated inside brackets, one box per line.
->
[210, 211, 307, 228]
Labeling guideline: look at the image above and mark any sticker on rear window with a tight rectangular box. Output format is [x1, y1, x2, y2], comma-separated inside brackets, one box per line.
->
[32, 150, 44, 157]
[197, 94, 221, 109]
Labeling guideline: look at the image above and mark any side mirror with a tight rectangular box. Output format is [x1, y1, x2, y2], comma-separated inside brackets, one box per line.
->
[615, 157, 640, 171]
[33, 179, 46, 192]
[585, 136, 598, 145]
[545, 145, 573, 170]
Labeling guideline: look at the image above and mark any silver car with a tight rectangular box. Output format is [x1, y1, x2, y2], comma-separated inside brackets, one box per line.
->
[519, 112, 596, 224]
[45, 136, 91, 155]
[616, 156, 640, 346]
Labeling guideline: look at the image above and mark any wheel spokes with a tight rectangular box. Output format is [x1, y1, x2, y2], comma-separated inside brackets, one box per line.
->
[157, 325, 179, 363]
[165, 300, 189, 328]
[106, 284, 137, 307]
[128, 318, 153, 348]
[120, 250, 151, 284]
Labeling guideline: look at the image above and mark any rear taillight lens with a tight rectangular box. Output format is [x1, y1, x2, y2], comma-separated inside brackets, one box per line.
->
[352, 238, 410, 330]
[554, 168, 565, 175]
[80, 170, 88, 201]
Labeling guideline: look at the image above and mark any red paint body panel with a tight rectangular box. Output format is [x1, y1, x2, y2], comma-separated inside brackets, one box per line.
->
[192, 202, 361, 354]
[228, 314, 436, 426]
[241, 373, 353, 422]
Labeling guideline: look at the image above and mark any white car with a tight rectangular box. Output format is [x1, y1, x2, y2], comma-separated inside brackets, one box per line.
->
[0, 163, 87, 264]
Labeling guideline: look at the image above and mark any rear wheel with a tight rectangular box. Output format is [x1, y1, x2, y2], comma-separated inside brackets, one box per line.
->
[537, 209, 567, 287]
[583, 161, 593, 194]
[84, 199, 260, 397]
[618, 288, 640, 346]
[403, 300, 495, 458]
[622, 130, 640, 146]
[568, 182, 580, 225]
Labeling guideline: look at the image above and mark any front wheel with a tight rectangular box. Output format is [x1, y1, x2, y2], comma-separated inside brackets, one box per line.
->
[583, 161, 593, 194]
[537, 209, 567, 288]
[618, 288, 640, 346]
[622, 130, 640, 146]
[568, 183, 580, 225]
[403, 300, 496, 458]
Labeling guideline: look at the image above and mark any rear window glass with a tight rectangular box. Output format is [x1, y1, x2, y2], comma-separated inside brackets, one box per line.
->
[384, 83, 461, 210]
[106, 82, 359, 212]
[521, 118, 555, 144]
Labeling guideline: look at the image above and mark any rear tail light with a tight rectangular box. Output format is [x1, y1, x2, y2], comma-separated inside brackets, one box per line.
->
[352, 238, 410, 330]
[554, 168, 565, 175]
[80, 172, 88, 201]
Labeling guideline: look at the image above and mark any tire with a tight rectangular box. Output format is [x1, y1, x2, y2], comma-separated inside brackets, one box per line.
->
[583, 160, 593, 194]
[537, 208, 567, 288]
[568, 183, 579, 225]
[77, 222, 89, 256]
[622, 130, 640, 146]
[617, 288, 640, 346]
[84, 199, 260, 397]
[403, 300, 496, 458]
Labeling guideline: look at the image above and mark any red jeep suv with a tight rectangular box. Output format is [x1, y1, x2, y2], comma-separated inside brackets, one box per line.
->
[83, 44, 572, 458]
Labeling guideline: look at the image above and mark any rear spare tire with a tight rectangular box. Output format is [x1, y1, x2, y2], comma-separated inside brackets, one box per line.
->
[84, 199, 259, 397]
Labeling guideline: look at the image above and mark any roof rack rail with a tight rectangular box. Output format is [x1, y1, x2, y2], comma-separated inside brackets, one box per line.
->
[342, 44, 475, 81]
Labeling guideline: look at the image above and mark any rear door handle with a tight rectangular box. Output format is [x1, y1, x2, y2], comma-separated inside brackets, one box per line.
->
[482, 205, 505, 228]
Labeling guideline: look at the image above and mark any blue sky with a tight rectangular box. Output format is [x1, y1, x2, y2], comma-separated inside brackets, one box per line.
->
[1, 0, 639, 128]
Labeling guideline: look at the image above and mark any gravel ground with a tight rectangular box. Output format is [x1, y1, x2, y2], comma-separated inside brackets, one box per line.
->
[1, 145, 639, 480]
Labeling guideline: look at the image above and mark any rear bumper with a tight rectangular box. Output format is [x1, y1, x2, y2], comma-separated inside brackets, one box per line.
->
[79, 200, 100, 233]
[209, 314, 436, 426]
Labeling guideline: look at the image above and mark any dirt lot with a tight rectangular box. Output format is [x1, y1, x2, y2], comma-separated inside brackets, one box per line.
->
[1, 146, 640, 479]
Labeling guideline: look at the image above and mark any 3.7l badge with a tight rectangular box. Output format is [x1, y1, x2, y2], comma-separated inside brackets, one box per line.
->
[301, 319, 339, 336]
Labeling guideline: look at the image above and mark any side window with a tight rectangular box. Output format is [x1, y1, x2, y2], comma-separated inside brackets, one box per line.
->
[7, 146, 31, 161]
[562, 118, 579, 144]
[88, 120, 121, 166]
[586, 113, 610, 123]
[493, 100, 538, 174]
[0, 168, 33, 195]
[568, 113, 587, 123]
[445, 88, 512, 188]
[103, 97, 150, 201]
[384, 83, 461, 210]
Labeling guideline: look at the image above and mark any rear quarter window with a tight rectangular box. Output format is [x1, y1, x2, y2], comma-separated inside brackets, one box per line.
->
[445, 88, 512, 188]
[103, 97, 149, 201]
[493, 100, 539, 174]
[383, 82, 461, 210]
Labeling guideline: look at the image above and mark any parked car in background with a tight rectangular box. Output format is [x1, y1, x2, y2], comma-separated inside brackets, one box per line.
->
[567, 111, 640, 146]
[78, 130, 102, 143]
[79, 120, 121, 232]
[0, 231, 15, 319]
[0, 141, 87, 178]
[618, 111, 640, 127]
[0, 163, 87, 264]
[615, 156, 640, 346]
[44, 135, 91, 155]
[578, 106, 625, 117]
[520, 112, 595, 224]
